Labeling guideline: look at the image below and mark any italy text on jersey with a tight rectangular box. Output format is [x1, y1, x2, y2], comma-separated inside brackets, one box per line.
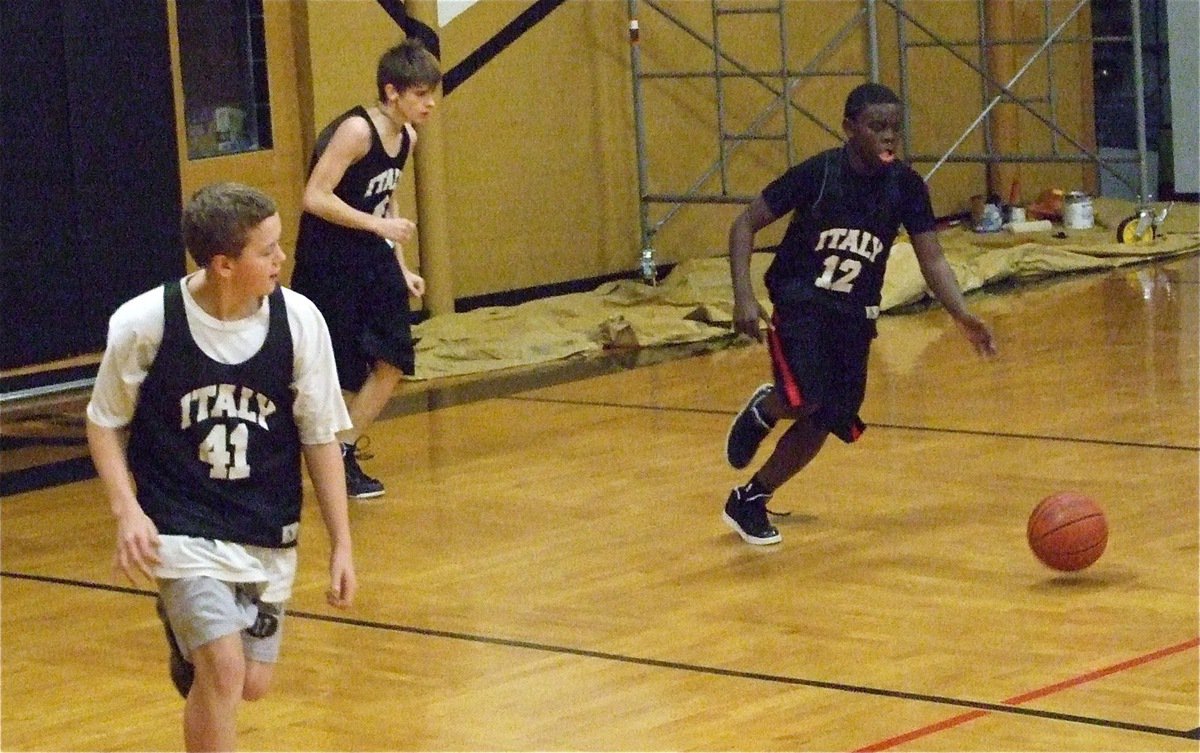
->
[812, 227, 885, 295]
[181, 384, 278, 481]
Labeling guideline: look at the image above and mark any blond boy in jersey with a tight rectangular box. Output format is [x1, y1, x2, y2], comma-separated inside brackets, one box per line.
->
[87, 182, 357, 750]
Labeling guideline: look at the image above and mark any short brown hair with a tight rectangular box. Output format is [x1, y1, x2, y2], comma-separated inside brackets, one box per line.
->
[377, 38, 442, 100]
[181, 182, 277, 267]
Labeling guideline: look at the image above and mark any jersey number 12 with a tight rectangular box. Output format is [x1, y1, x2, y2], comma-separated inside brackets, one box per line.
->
[814, 254, 861, 293]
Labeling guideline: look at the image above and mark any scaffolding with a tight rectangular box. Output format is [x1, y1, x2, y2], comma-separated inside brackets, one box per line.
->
[626, 0, 1154, 278]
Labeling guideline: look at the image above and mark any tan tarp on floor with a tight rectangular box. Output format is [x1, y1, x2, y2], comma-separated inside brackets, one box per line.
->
[411, 198, 1199, 380]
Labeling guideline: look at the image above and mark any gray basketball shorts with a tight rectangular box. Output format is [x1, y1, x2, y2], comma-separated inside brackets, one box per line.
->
[158, 576, 287, 664]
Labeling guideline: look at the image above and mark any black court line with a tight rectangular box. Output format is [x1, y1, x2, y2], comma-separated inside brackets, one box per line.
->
[0, 341, 733, 498]
[1, 456, 96, 497]
[379, 340, 731, 421]
[2, 570, 1195, 741]
[0, 363, 97, 396]
[870, 421, 1200, 453]
[505, 394, 1200, 454]
[1, 433, 87, 449]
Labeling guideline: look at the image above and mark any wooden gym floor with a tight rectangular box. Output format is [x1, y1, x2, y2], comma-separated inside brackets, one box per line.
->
[2, 255, 1197, 751]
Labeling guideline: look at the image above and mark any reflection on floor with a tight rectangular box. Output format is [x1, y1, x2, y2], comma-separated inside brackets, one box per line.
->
[0, 339, 736, 497]
[3, 233, 1197, 496]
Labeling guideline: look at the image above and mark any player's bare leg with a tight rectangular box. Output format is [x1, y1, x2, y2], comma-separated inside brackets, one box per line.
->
[756, 416, 829, 491]
[183, 633, 244, 752]
[339, 360, 405, 447]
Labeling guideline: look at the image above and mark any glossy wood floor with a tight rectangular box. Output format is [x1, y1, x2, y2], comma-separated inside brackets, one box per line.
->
[2, 256, 1198, 751]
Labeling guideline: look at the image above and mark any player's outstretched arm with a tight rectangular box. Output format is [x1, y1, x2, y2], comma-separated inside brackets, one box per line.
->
[911, 230, 997, 356]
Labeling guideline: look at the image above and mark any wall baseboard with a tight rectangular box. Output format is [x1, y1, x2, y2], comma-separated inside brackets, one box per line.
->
[431, 263, 679, 318]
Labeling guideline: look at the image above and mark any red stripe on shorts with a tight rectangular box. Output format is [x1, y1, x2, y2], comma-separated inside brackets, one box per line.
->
[768, 313, 806, 410]
[848, 420, 864, 442]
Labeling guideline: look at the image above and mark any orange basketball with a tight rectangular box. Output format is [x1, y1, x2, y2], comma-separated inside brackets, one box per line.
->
[1027, 492, 1108, 571]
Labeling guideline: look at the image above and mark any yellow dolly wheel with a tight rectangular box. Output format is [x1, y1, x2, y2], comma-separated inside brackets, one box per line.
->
[1116, 215, 1156, 245]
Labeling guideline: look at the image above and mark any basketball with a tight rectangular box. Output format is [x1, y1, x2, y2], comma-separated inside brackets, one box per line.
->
[1027, 492, 1108, 571]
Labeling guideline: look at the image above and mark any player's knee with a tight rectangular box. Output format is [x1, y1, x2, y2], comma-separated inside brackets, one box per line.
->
[241, 675, 272, 701]
[194, 643, 247, 700]
[242, 663, 274, 701]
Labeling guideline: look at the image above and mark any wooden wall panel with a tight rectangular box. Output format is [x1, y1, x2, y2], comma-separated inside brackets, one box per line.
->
[169, 0, 309, 282]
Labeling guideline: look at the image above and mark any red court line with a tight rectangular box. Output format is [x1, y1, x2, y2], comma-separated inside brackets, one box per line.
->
[855, 637, 1200, 752]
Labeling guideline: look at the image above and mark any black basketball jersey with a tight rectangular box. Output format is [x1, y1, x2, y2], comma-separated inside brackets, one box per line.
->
[127, 282, 302, 548]
[294, 105, 412, 271]
[762, 147, 935, 319]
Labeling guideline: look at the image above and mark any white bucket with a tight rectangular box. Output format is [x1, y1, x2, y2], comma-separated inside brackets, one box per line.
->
[1063, 192, 1094, 229]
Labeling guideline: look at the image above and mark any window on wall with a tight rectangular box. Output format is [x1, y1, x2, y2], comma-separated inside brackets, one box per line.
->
[177, 0, 272, 159]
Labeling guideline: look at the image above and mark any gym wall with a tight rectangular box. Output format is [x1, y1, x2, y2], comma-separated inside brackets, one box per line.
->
[297, 0, 1096, 303]
[1, 0, 1099, 375]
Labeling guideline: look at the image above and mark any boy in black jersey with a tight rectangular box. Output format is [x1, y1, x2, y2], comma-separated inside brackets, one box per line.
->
[291, 39, 442, 499]
[723, 83, 996, 545]
[87, 183, 357, 750]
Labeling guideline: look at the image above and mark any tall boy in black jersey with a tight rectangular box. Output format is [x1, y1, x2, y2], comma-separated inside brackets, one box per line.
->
[87, 183, 357, 750]
[722, 83, 997, 546]
[291, 38, 442, 499]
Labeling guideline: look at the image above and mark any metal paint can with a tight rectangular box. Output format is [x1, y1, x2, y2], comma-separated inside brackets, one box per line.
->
[1063, 191, 1094, 229]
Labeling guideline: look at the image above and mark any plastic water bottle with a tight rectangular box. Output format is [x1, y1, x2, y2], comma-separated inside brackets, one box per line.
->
[640, 248, 657, 285]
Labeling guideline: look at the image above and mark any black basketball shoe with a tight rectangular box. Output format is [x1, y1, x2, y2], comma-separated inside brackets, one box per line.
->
[343, 439, 384, 499]
[723, 485, 781, 545]
[726, 383, 776, 469]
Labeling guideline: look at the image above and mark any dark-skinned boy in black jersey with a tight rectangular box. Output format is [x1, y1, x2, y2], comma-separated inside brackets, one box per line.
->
[723, 83, 997, 546]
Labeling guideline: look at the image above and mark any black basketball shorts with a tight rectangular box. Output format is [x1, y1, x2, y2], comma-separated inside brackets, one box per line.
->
[766, 299, 873, 443]
[303, 256, 416, 391]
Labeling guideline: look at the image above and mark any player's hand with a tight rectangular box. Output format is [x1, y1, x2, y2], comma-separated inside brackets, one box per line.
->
[376, 216, 416, 245]
[326, 548, 357, 609]
[113, 508, 160, 585]
[732, 297, 770, 342]
[956, 313, 997, 356]
[402, 268, 426, 297]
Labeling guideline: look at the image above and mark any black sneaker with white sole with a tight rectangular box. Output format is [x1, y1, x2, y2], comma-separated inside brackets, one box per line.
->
[726, 383, 776, 469]
[722, 485, 782, 545]
[342, 440, 384, 499]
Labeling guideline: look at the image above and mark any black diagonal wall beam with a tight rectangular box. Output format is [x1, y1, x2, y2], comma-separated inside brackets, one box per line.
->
[375, 0, 568, 96]
[376, 0, 441, 57]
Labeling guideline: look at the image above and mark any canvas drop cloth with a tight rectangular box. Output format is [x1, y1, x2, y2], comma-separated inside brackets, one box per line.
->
[411, 198, 1198, 380]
